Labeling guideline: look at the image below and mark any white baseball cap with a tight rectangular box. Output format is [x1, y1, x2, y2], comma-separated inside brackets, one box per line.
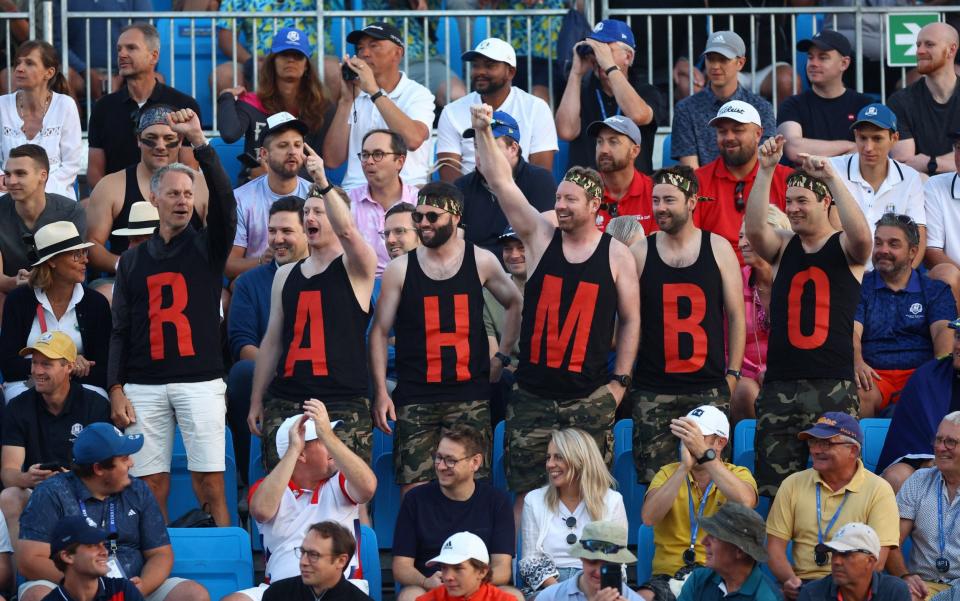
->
[817, 522, 881, 559]
[686, 405, 730, 439]
[462, 38, 517, 68]
[708, 100, 762, 127]
[426, 532, 490, 566]
[275, 414, 343, 457]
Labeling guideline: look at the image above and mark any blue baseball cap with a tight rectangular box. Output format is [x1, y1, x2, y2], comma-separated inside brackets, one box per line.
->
[851, 103, 897, 132]
[463, 110, 521, 143]
[586, 20, 635, 50]
[73, 423, 144, 465]
[49, 516, 110, 555]
[498, 226, 520, 242]
[271, 27, 313, 57]
[798, 412, 863, 447]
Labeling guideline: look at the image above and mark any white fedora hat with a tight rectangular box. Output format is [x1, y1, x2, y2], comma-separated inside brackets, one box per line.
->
[31, 221, 93, 266]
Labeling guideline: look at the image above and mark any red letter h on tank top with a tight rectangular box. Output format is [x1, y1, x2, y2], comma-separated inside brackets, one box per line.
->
[529, 275, 598, 373]
[283, 291, 328, 377]
[662, 283, 708, 373]
[424, 295, 471, 382]
[147, 272, 194, 360]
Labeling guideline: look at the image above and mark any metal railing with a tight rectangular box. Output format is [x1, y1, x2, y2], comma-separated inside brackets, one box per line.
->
[0, 6, 36, 93]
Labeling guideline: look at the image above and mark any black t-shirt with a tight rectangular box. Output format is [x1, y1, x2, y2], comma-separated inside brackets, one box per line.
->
[457, 159, 556, 255]
[2, 382, 111, 469]
[88, 78, 201, 176]
[887, 78, 960, 159]
[263, 576, 373, 601]
[567, 73, 664, 175]
[777, 88, 873, 142]
[392, 480, 515, 575]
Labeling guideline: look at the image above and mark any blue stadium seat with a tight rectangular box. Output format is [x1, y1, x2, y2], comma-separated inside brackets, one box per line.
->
[248, 435, 265, 551]
[493, 420, 507, 492]
[359, 525, 382, 601]
[635, 524, 654, 584]
[554, 140, 569, 182]
[211, 137, 245, 187]
[661, 134, 677, 168]
[860, 418, 890, 473]
[733, 419, 756, 472]
[155, 18, 219, 128]
[170, 427, 240, 526]
[373, 425, 392, 463]
[612, 419, 647, 545]
[373, 452, 400, 549]
[168, 527, 254, 601]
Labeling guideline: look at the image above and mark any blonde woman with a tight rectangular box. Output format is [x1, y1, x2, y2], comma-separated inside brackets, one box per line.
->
[519, 428, 626, 596]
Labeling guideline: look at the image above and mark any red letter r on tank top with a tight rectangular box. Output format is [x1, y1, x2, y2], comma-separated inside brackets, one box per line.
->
[529, 275, 598, 373]
[424, 295, 471, 382]
[662, 283, 708, 373]
[283, 291, 328, 377]
[147, 272, 194, 360]
[787, 267, 831, 350]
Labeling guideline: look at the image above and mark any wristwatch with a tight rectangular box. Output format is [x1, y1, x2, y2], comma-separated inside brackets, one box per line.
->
[928, 157, 938, 176]
[609, 374, 632, 388]
[494, 351, 512, 367]
[604, 65, 619, 76]
[725, 368, 742, 380]
[370, 89, 386, 103]
[697, 448, 717, 464]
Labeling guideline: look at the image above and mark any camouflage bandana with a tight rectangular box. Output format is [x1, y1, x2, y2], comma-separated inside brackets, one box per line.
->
[417, 192, 463, 216]
[563, 172, 603, 202]
[653, 171, 694, 193]
[786, 172, 829, 199]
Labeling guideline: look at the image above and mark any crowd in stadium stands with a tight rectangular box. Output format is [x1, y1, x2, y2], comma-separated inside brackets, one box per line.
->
[1, 6, 960, 601]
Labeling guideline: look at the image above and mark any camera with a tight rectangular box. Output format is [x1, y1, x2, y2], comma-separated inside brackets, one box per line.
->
[341, 63, 359, 81]
[576, 43, 594, 58]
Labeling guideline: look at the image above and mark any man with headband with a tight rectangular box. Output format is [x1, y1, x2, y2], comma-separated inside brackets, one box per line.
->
[86, 105, 209, 275]
[369, 180, 521, 491]
[248, 150, 378, 469]
[469, 103, 640, 518]
[744, 135, 872, 508]
[628, 165, 746, 486]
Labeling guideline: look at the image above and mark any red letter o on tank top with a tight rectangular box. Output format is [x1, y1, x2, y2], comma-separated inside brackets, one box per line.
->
[787, 267, 830, 350]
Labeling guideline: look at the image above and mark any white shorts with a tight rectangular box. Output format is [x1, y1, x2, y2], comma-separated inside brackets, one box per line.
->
[125, 379, 227, 476]
[234, 580, 369, 601]
[20, 577, 188, 601]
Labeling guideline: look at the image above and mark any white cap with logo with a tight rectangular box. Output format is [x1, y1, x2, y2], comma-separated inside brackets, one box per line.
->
[426, 532, 490, 566]
[817, 522, 881, 559]
[275, 414, 343, 457]
[708, 100, 762, 127]
[686, 405, 730, 439]
[461, 38, 517, 68]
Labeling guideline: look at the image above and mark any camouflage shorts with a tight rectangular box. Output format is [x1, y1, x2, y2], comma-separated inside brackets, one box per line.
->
[262, 396, 372, 471]
[505, 385, 616, 494]
[631, 387, 730, 485]
[754, 378, 858, 498]
[394, 400, 491, 485]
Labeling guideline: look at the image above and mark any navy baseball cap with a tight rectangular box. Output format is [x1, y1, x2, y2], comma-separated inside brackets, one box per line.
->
[587, 19, 635, 50]
[271, 27, 313, 57]
[50, 516, 109, 555]
[498, 226, 520, 242]
[851, 103, 897, 132]
[347, 22, 404, 48]
[463, 110, 521, 143]
[798, 412, 864, 447]
[796, 30, 852, 57]
[73, 423, 144, 465]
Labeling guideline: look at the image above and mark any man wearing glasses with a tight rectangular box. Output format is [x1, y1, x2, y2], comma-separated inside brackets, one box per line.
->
[346, 129, 419, 277]
[693, 100, 789, 266]
[369, 181, 522, 491]
[766, 413, 899, 601]
[536, 521, 642, 601]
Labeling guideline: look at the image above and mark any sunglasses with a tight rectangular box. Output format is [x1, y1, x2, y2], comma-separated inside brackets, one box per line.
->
[580, 540, 624, 554]
[734, 181, 746, 213]
[412, 211, 444, 224]
[140, 137, 181, 150]
[563, 516, 577, 545]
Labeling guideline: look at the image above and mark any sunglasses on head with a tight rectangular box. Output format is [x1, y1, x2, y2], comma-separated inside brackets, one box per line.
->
[579, 540, 624, 554]
[412, 211, 444, 224]
[140, 137, 181, 150]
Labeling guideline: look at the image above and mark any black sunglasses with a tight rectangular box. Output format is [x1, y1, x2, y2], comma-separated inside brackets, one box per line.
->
[564, 516, 577, 545]
[140, 137, 182, 150]
[412, 211, 444, 224]
[734, 181, 746, 213]
[580, 539, 624, 554]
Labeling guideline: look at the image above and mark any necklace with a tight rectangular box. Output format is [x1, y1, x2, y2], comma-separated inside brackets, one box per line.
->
[16, 89, 52, 134]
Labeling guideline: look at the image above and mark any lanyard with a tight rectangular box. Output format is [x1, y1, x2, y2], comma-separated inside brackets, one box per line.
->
[686, 478, 715, 548]
[595, 89, 621, 121]
[816, 483, 849, 544]
[36, 304, 47, 333]
[77, 497, 118, 555]
[937, 476, 959, 559]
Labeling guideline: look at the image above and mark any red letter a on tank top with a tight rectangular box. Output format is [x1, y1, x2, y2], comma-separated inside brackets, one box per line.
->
[424, 295, 471, 382]
[283, 291, 328, 377]
[529, 275, 599, 373]
[662, 283, 708, 373]
[147, 272, 194, 360]
[787, 267, 831, 350]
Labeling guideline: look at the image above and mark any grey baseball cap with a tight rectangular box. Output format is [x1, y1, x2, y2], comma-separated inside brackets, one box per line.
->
[586, 115, 642, 146]
[702, 30, 746, 59]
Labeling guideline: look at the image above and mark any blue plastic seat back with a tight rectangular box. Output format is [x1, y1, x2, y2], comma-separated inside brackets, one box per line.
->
[733, 419, 756, 472]
[661, 134, 677, 168]
[170, 426, 240, 526]
[860, 418, 891, 473]
[359, 526, 382, 601]
[168, 526, 254, 600]
[373, 452, 400, 549]
[154, 18, 217, 127]
[612, 419, 643, 544]
[210, 137, 245, 187]
[635, 524, 654, 584]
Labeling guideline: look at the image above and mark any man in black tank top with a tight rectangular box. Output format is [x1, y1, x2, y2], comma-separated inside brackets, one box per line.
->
[470, 104, 641, 509]
[370, 181, 522, 491]
[248, 148, 379, 470]
[745, 135, 872, 499]
[628, 165, 746, 485]
[86, 105, 210, 275]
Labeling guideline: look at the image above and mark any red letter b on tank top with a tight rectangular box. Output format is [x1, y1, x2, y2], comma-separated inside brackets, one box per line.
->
[662, 283, 708, 373]
[424, 295, 471, 382]
[787, 267, 831, 350]
[529, 275, 599, 373]
[147, 272, 194, 361]
[283, 291, 328, 377]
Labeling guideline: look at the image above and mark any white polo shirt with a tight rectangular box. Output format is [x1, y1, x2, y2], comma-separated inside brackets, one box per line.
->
[253, 473, 361, 583]
[436, 87, 558, 174]
[341, 73, 436, 191]
[925, 172, 960, 264]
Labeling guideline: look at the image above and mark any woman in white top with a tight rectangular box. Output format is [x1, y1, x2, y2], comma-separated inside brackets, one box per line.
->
[0, 41, 81, 200]
[520, 428, 627, 594]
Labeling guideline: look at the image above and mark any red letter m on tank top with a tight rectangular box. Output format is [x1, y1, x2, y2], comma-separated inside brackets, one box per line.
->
[529, 275, 598, 373]
[662, 283, 708, 373]
[787, 267, 830, 350]
[283, 291, 328, 377]
[424, 295, 471, 382]
[147, 272, 194, 361]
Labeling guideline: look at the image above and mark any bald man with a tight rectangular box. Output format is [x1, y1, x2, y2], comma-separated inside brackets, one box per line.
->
[888, 23, 960, 176]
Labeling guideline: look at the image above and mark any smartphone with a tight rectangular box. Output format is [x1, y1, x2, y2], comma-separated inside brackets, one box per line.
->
[341, 63, 359, 81]
[38, 462, 62, 471]
[599, 563, 622, 592]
